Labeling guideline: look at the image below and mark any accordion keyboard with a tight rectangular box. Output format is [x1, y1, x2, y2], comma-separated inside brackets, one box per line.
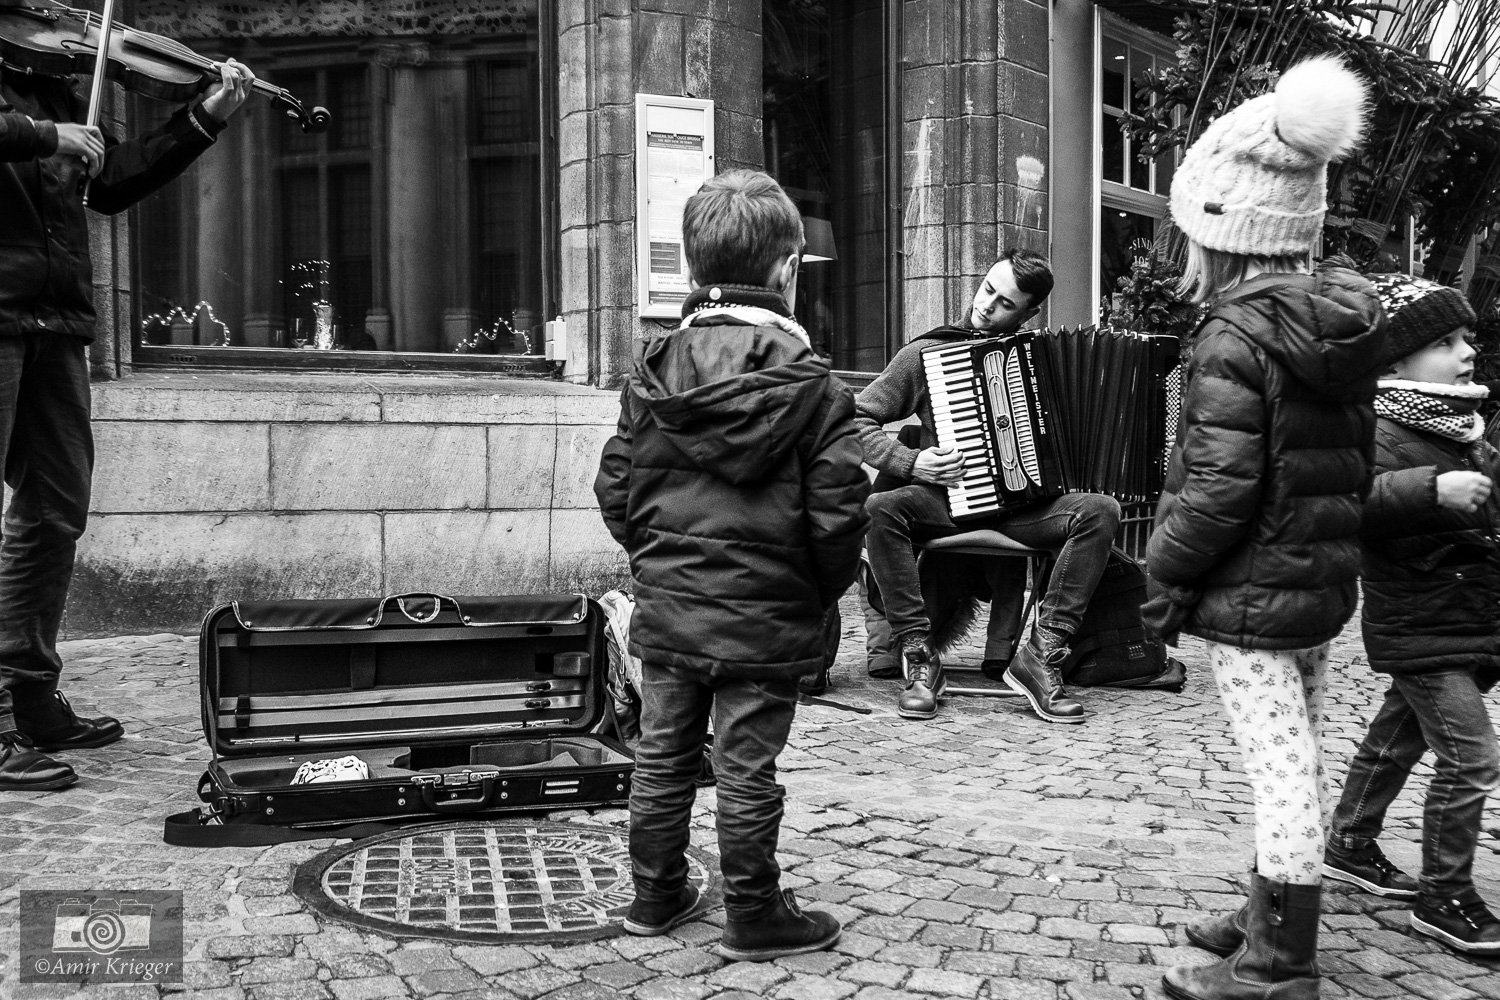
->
[922, 342, 1002, 518]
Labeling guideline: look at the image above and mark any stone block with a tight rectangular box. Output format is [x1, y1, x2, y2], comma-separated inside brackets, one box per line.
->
[902, 2, 941, 68]
[559, 113, 590, 172]
[488, 424, 557, 509]
[556, 389, 624, 425]
[959, 115, 1000, 185]
[960, 62, 998, 118]
[960, 2, 998, 63]
[92, 421, 269, 514]
[1001, 61, 1049, 126]
[270, 424, 487, 511]
[903, 66, 947, 123]
[383, 510, 550, 595]
[635, 13, 686, 95]
[557, 23, 595, 118]
[553, 424, 617, 508]
[549, 508, 628, 594]
[596, 15, 635, 104]
[1000, 2, 1049, 74]
[593, 153, 636, 225]
[381, 388, 557, 425]
[92, 380, 381, 423]
[68, 513, 382, 634]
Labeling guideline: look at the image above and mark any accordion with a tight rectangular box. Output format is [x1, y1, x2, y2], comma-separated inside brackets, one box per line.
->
[922, 328, 1181, 521]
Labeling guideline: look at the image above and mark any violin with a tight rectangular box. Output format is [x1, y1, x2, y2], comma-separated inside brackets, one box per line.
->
[0, 0, 330, 133]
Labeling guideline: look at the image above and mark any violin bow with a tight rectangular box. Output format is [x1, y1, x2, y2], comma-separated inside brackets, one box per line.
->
[81, 0, 120, 206]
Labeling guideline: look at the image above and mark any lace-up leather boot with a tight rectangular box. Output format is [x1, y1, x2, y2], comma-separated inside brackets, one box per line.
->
[895, 633, 944, 720]
[0, 730, 76, 791]
[716, 888, 841, 962]
[1003, 631, 1084, 723]
[16, 691, 124, 751]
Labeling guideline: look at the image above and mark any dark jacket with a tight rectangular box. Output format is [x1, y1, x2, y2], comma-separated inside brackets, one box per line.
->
[1144, 265, 1387, 649]
[594, 293, 871, 679]
[1359, 420, 1500, 674]
[0, 70, 224, 340]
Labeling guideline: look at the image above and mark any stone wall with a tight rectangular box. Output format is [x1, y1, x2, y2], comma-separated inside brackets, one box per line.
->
[67, 373, 630, 636]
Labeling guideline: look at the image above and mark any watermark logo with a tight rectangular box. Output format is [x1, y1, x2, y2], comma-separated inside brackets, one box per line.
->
[20, 890, 183, 985]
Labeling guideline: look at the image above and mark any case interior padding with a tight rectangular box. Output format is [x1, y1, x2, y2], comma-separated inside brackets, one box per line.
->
[215, 737, 631, 789]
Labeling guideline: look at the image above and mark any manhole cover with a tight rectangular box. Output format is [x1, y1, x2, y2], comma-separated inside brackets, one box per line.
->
[290, 820, 718, 943]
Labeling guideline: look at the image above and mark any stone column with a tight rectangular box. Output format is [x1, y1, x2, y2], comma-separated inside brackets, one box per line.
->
[383, 43, 447, 352]
[556, 2, 764, 388]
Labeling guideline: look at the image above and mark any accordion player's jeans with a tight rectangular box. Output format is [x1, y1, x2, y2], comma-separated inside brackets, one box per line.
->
[0, 335, 93, 735]
[864, 484, 1120, 645]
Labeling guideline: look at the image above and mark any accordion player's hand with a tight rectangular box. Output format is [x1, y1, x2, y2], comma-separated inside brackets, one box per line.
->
[913, 445, 966, 487]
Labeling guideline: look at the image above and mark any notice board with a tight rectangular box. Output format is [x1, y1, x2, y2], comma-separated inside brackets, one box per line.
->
[635, 94, 715, 319]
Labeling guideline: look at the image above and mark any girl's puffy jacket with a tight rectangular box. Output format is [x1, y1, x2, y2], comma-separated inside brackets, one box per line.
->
[1359, 421, 1500, 675]
[1144, 265, 1387, 650]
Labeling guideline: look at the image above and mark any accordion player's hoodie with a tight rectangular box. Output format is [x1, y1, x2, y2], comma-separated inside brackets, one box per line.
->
[1144, 262, 1388, 650]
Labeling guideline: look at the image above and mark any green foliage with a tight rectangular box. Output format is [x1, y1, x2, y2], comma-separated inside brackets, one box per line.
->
[1108, 249, 1202, 341]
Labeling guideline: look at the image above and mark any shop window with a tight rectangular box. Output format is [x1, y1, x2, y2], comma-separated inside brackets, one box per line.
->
[129, 1, 553, 371]
[1098, 16, 1176, 324]
[763, 0, 895, 373]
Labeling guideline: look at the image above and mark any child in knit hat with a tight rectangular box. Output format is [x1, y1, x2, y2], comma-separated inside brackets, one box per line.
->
[1321, 273, 1500, 956]
[1142, 55, 1388, 999]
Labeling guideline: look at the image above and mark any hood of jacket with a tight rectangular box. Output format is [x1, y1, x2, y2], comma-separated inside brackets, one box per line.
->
[631, 321, 829, 486]
[1208, 265, 1386, 401]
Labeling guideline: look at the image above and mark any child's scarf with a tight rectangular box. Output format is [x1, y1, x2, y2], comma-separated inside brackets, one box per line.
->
[1375, 378, 1488, 443]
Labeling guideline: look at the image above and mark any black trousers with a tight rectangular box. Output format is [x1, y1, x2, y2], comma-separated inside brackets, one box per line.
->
[0, 334, 93, 732]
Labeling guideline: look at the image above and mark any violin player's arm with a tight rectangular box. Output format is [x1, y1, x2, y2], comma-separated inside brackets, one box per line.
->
[84, 98, 227, 215]
[0, 110, 57, 162]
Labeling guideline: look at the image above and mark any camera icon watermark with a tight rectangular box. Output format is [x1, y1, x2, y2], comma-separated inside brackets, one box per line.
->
[21, 890, 183, 985]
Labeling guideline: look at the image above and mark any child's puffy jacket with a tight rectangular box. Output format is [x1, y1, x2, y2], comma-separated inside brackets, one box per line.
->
[1359, 421, 1500, 674]
[1144, 265, 1387, 649]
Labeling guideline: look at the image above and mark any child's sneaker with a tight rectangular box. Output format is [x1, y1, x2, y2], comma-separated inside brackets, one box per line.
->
[622, 885, 709, 936]
[716, 888, 841, 962]
[1411, 888, 1500, 955]
[1322, 841, 1419, 900]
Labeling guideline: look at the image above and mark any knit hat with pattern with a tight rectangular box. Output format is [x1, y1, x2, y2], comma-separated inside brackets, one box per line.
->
[1369, 273, 1477, 368]
[1171, 55, 1369, 257]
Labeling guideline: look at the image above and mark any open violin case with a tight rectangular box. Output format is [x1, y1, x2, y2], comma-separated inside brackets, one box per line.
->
[164, 593, 632, 846]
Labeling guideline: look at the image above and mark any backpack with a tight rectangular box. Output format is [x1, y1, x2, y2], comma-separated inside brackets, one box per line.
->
[1061, 548, 1184, 691]
[597, 589, 645, 745]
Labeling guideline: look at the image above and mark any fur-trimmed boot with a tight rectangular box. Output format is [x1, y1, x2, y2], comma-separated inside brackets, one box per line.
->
[1163, 873, 1320, 1000]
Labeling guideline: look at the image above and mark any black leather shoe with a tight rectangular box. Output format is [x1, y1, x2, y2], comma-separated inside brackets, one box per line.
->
[0, 731, 77, 791]
[623, 884, 710, 936]
[1323, 840, 1419, 900]
[16, 692, 125, 752]
[896, 634, 945, 720]
[717, 889, 841, 962]
[1003, 639, 1084, 724]
[1412, 888, 1500, 955]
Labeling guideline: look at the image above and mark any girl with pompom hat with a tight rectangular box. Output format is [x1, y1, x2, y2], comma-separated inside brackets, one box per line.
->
[1142, 55, 1389, 999]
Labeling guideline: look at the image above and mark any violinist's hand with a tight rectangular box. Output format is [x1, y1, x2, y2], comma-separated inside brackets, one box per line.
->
[55, 123, 105, 178]
[912, 445, 966, 487]
[202, 58, 256, 123]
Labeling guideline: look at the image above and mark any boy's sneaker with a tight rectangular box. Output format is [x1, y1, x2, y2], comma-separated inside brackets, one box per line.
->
[717, 888, 841, 962]
[622, 884, 710, 936]
[1411, 888, 1500, 955]
[1323, 841, 1419, 900]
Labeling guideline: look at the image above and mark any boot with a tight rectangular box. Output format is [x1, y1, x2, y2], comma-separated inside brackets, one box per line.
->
[16, 691, 124, 752]
[0, 731, 77, 791]
[1185, 901, 1248, 958]
[716, 888, 841, 962]
[1163, 873, 1320, 1000]
[896, 633, 945, 720]
[1003, 630, 1084, 724]
[623, 883, 710, 936]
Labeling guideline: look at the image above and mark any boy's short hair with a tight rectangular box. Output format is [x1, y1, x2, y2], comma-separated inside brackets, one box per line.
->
[682, 169, 804, 288]
[1370, 273, 1477, 368]
[1001, 248, 1055, 306]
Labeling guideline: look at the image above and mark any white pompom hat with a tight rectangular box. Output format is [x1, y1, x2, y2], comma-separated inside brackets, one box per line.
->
[1170, 55, 1370, 257]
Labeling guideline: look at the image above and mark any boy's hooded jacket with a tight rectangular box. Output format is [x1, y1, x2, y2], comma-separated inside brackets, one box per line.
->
[1359, 419, 1500, 675]
[594, 286, 870, 679]
[1144, 265, 1387, 649]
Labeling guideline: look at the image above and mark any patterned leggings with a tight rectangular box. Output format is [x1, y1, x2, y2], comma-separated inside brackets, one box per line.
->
[1207, 641, 1331, 885]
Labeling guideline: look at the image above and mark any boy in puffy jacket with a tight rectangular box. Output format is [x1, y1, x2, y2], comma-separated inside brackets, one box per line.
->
[594, 169, 869, 961]
[1321, 274, 1500, 956]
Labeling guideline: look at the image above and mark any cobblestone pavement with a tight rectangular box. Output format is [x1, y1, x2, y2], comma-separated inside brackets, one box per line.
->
[1, 592, 1497, 1000]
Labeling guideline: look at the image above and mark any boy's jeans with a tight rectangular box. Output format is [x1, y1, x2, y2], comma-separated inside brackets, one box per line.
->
[1329, 668, 1500, 896]
[630, 662, 798, 920]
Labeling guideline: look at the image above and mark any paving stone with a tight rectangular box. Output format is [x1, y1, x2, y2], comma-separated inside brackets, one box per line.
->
[901, 968, 985, 997]
[247, 983, 334, 1000]
[328, 977, 410, 1000]
[240, 958, 321, 984]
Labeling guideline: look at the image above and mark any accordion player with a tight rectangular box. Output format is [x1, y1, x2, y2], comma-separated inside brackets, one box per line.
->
[921, 328, 1181, 522]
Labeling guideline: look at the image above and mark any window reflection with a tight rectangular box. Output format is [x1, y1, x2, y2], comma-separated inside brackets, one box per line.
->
[130, 4, 544, 359]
